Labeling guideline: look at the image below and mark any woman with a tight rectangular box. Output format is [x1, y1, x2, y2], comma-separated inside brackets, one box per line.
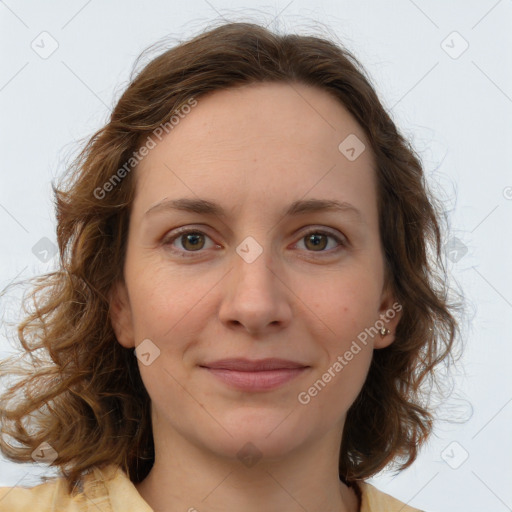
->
[0, 20, 462, 512]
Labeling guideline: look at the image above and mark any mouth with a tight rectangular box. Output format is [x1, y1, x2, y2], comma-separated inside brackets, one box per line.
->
[199, 358, 310, 391]
[200, 358, 308, 371]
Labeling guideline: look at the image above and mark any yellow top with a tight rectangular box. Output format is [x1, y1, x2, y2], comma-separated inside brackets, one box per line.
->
[0, 464, 423, 511]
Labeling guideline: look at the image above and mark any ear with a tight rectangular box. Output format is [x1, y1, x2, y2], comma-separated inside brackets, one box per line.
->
[109, 280, 135, 349]
[373, 284, 403, 350]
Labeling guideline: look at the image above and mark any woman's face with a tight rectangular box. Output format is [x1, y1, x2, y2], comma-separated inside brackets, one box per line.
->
[110, 82, 401, 461]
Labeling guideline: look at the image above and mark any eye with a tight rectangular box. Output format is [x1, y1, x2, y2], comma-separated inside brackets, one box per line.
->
[162, 227, 347, 258]
[295, 229, 346, 253]
[163, 228, 218, 256]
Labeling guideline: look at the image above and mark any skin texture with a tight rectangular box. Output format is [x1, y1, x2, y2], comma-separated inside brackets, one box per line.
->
[110, 82, 402, 512]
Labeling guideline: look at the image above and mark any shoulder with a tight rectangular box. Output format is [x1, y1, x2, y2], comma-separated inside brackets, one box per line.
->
[0, 464, 149, 512]
[359, 481, 425, 512]
[0, 473, 78, 512]
[1, 470, 425, 512]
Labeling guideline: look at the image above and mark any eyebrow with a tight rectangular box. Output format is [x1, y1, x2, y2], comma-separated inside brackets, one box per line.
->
[144, 197, 365, 223]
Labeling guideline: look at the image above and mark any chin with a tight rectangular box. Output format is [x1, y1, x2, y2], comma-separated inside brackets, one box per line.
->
[196, 411, 312, 462]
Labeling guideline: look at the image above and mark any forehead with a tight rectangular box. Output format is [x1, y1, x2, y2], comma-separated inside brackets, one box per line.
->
[133, 82, 377, 224]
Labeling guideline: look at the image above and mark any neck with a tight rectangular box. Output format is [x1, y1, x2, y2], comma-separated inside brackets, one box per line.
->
[135, 420, 359, 512]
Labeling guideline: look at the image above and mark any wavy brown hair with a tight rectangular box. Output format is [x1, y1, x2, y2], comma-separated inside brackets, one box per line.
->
[0, 20, 464, 493]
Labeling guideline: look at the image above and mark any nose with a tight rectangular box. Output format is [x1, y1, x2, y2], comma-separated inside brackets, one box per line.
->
[218, 244, 292, 336]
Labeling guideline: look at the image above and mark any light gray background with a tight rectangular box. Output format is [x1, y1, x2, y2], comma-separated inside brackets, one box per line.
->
[1, 1, 511, 511]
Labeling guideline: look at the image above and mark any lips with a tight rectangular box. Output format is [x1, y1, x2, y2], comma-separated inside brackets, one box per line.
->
[200, 358, 310, 391]
[200, 358, 308, 371]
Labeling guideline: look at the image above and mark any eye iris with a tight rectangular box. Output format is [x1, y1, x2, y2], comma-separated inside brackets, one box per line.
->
[182, 232, 204, 251]
[176, 232, 332, 252]
[305, 233, 327, 251]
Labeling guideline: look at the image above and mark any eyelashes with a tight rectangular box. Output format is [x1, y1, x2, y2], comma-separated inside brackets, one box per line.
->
[162, 227, 347, 258]
[294, 230, 346, 252]
[163, 229, 218, 255]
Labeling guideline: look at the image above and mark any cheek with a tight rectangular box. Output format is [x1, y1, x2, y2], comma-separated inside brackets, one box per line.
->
[126, 264, 205, 340]
[295, 273, 380, 408]
[126, 269, 215, 394]
[303, 269, 383, 344]
[296, 338, 373, 436]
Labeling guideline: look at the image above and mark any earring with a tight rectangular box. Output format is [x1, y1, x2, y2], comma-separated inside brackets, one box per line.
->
[379, 327, 391, 337]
